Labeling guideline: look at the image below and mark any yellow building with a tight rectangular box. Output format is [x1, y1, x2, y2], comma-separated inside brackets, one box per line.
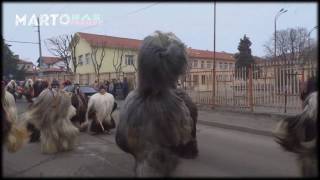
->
[71, 32, 237, 87]
[70, 32, 141, 84]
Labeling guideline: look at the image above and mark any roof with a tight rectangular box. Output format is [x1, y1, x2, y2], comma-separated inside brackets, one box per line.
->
[39, 67, 66, 72]
[77, 32, 142, 50]
[41, 56, 63, 65]
[77, 32, 235, 61]
[17, 59, 33, 64]
[186, 48, 235, 61]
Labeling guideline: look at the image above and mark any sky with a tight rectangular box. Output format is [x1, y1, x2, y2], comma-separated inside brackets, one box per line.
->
[2, 2, 318, 65]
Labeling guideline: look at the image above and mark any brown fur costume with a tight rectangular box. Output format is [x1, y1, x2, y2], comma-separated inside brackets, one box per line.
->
[20, 88, 79, 154]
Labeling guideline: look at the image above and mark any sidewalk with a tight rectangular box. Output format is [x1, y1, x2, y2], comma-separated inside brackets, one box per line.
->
[115, 100, 292, 137]
[197, 109, 287, 137]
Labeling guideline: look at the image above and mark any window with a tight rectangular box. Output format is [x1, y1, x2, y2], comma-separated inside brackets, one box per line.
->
[85, 53, 90, 64]
[219, 62, 223, 69]
[201, 75, 206, 85]
[194, 60, 198, 68]
[201, 61, 205, 69]
[229, 63, 233, 69]
[125, 55, 134, 65]
[78, 55, 84, 65]
[207, 61, 211, 68]
[193, 75, 199, 85]
[224, 63, 228, 69]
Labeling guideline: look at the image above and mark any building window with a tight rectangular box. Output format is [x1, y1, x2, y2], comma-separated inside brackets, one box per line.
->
[219, 62, 223, 69]
[224, 63, 228, 70]
[201, 75, 206, 85]
[194, 60, 198, 68]
[85, 53, 90, 64]
[78, 55, 84, 65]
[201, 61, 205, 69]
[207, 61, 211, 68]
[125, 55, 134, 65]
[193, 74, 199, 85]
[229, 63, 233, 69]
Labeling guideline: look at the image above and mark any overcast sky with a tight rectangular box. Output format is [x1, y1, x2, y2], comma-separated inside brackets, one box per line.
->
[3, 2, 318, 65]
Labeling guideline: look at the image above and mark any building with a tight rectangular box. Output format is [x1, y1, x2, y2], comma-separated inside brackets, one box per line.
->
[34, 56, 71, 82]
[38, 56, 66, 70]
[185, 48, 236, 91]
[16, 59, 35, 75]
[70, 32, 140, 85]
[70, 32, 237, 86]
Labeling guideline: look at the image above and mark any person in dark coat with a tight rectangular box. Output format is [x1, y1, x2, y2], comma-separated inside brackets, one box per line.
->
[122, 77, 129, 99]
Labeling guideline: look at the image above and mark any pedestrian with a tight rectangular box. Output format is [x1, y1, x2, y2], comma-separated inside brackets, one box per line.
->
[51, 79, 60, 90]
[105, 80, 110, 93]
[109, 79, 115, 96]
[122, 77, 129, 99]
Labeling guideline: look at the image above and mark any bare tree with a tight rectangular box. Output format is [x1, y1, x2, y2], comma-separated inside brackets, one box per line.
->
[91, 42, 106, 83]
[264, 27, 312, 64]
[112, 47, 126, 80]
[69, 34, 80, 74]
[45, 35, 72, 72]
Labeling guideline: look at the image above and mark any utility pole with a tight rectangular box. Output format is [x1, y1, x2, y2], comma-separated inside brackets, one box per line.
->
[36, 17, 43, 76]
[212, 1, 216, 108]
[37, 17, 42, 68]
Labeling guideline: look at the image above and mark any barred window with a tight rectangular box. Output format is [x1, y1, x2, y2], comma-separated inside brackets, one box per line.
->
[78, 55, 84, 65]
[125, 55, 134, 65]
[194, 60, 198, 68]
[85, 53, 91, 64]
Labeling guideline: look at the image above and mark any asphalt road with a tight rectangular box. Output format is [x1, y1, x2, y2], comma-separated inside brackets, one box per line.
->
[2, 98, 300, 177]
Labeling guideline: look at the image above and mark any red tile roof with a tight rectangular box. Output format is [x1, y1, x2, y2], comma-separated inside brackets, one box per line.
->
[17, 59, 33, 64]
[77, 32, 235, 61]
[40, 67, 66, 72]
[186, 48, 235, 61]
[41, 56, 63, 65]
[77, 32, 142, 50]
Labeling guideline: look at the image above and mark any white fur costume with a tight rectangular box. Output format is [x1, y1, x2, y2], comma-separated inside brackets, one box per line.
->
[2, 91, 29, 152]
[85, 92, 115, 132]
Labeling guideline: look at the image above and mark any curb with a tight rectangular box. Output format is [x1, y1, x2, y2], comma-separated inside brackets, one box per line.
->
[199, 108, 291, 119]
[197, 119, 274, 137]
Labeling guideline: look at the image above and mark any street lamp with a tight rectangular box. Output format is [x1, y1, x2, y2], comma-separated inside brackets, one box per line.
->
[274, 8, 288, 59]
[274, 8, 288, 113]
[308, 26, 318, 48]
[307, 26, 318, 76]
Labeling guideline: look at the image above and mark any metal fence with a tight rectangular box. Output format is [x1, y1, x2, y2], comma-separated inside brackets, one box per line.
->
[184, 60, 317, 114]
[30, 71, 137, 89]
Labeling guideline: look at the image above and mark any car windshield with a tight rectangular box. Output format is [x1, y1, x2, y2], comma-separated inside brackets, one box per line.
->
[64, 85, 74, 92]
[80, 86, 97, 93]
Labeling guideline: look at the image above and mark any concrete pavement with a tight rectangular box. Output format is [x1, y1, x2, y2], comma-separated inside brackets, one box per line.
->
[115, 99, 293, 137]
[3, 98, 301, 177]
[3, 124, 299, 177]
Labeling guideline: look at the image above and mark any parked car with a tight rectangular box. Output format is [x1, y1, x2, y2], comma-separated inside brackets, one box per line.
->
[63, 85, 97, 98]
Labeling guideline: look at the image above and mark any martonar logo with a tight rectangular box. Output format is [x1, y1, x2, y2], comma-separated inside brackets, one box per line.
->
[15, 14, 103, 26]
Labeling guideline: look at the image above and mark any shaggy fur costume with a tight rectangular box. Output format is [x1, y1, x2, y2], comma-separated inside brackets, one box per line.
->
[85, 92, 116, 133]
[70, 86, 88, 131]
[273, 78, 318, 177]
[116, 31, 198, 177]
[20, 88, 79, 154]
[2, 90, 29, 153]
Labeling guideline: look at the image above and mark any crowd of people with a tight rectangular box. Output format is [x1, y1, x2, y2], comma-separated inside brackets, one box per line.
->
[91, 77, 130, 99]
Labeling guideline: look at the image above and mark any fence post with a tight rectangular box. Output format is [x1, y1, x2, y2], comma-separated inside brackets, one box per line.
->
[248, 64, 253, 112]
[212, 68, 216, 108]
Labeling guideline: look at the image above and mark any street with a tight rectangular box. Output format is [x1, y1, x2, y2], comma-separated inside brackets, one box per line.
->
[2, 98, 300, 177]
